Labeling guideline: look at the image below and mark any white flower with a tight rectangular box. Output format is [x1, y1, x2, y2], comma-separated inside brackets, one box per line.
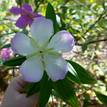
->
[11, 17, 75, 82]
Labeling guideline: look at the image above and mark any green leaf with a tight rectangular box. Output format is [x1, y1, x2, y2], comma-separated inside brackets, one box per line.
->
[24, 82, 40, 97]
[53, 78, 79, 107]
[46, 3, 59, 33]
[66, 62, 81, 84]
[38, 72, 52, 107]
[24, 0, 29, 3]
[66, 71, 81, 84]
[3, 56, 26, 66]
[0, 43, 11, 49]
[67, 60, 96, 84]
[16, 0, 22, 6]
[95, 91, 107, 105]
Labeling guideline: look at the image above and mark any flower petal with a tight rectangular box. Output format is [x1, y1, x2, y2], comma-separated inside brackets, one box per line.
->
[22, 3, 32, 12]
[31, 17, 54, 46]
[44, 54, 68, 81]
[11, 33, 35, 56]
[20, 56, 44, 82]
[16, 16, 28, 28]
[10, 7, 21, 15]
[49, 30, 75, 53]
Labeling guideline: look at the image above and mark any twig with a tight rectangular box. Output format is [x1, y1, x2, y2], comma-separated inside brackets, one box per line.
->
[76, 38, 107, 46]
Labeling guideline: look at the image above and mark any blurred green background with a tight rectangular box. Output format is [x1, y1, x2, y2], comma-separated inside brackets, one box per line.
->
[0, 0, 107, 107]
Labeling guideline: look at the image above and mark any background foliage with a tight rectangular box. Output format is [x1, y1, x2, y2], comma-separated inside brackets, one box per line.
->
[0, 0, 107, 107]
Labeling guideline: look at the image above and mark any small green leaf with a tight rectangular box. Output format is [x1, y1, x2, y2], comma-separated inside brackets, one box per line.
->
[46, 3, 59, 33]
[0, 43, 11, 49]
[3, 56, 26, 66]
[53, 78, 79, 107]
[38, 72, 52, 107]
[67, 60, 96, 84]
[95, 91, 107, 105]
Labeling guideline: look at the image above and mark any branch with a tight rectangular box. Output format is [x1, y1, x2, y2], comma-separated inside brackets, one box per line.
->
[76, 38, 107, 46]
[84, 0, 107, 35]
[84, 12, 105, 35]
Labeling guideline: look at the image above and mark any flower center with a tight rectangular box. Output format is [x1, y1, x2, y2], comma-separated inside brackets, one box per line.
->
[27, 37, 61, 59]
[21, 8, 34, 18]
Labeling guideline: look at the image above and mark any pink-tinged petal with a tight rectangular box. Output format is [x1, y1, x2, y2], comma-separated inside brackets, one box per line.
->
[9, 7, 21, 15]
[31, 17, 54, 46]
[30, 13, 41, 19]
[20, 56, 44, 82]
[11, 33, 35, 56]
[49, 30, 75, 53]
[22, 3, 32, 12]
[16, 16, 28, 28]
[35, 13, 43, 17]
[44, 54, 68, 81]
[32, 13, 43, 19]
